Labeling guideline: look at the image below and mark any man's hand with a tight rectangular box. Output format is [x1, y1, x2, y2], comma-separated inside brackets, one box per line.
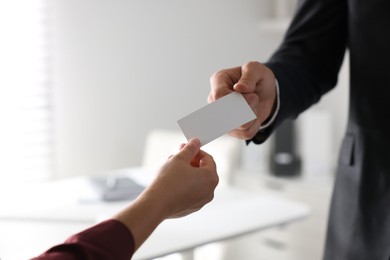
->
[208, 61, 277, 140]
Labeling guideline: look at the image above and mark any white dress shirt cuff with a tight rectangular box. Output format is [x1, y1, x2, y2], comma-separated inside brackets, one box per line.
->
[259, 79, 280, 130]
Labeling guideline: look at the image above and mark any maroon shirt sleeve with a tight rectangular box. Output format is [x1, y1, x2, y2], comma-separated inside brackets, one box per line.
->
[32, 219, 135, 260]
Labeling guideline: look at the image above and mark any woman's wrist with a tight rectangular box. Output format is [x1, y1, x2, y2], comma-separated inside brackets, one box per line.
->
[113, 189, 167, 250]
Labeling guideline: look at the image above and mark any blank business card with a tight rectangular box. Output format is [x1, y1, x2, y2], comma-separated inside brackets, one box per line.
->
[177, 92, 256, 146]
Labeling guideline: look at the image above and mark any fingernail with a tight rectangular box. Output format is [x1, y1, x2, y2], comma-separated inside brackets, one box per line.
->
[189, 138, 200, 148]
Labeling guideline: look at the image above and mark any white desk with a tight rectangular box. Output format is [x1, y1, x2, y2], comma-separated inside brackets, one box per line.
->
[0, 168, 309, 260]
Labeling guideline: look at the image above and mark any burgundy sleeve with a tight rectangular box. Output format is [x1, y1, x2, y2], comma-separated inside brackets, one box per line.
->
[32, 219, 135, 260]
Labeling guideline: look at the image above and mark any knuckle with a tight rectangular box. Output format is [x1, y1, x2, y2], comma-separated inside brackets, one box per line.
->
[213, 174, 220, 186]
[209, 192, 215, 202]
[245, 61, 261, 68]
[210, 70, 223, 81]
[205, 192, 215, 204]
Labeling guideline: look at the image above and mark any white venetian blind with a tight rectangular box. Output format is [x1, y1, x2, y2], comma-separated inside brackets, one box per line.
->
[0, 0, 54, 182]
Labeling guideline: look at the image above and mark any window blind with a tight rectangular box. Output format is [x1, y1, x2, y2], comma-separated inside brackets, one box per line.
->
[0, 0, 53, 182]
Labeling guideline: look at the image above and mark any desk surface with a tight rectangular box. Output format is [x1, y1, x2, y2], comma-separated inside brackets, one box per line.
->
[134, 188, 309, 260]
[0, 168, 309, 260]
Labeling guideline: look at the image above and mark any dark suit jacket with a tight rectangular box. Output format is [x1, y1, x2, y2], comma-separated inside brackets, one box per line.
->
[251, 0, 390, 259]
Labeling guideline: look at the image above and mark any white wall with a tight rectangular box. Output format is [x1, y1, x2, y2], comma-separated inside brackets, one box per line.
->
[48, 0, 348, 178]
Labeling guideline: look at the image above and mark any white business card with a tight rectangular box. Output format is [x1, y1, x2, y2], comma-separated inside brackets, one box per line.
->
[177, 92, 256, 146]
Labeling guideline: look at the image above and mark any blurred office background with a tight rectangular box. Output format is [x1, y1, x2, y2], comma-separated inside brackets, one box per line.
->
[0, 0, 349, 259]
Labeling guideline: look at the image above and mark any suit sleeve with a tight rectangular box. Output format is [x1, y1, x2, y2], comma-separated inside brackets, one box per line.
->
[250, 0, 348, 144]
[32, 219, 135, 260]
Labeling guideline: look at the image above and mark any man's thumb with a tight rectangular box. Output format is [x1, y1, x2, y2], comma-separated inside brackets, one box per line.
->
[233, 62, 261, 93]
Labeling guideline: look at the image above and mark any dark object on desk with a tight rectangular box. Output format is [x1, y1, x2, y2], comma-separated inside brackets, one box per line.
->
[88, 176, 145, 202]
[270, 119, 301, 177]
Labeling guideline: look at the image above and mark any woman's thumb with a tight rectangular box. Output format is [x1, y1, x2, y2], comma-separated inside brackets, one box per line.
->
[177, 138, 201, 162]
